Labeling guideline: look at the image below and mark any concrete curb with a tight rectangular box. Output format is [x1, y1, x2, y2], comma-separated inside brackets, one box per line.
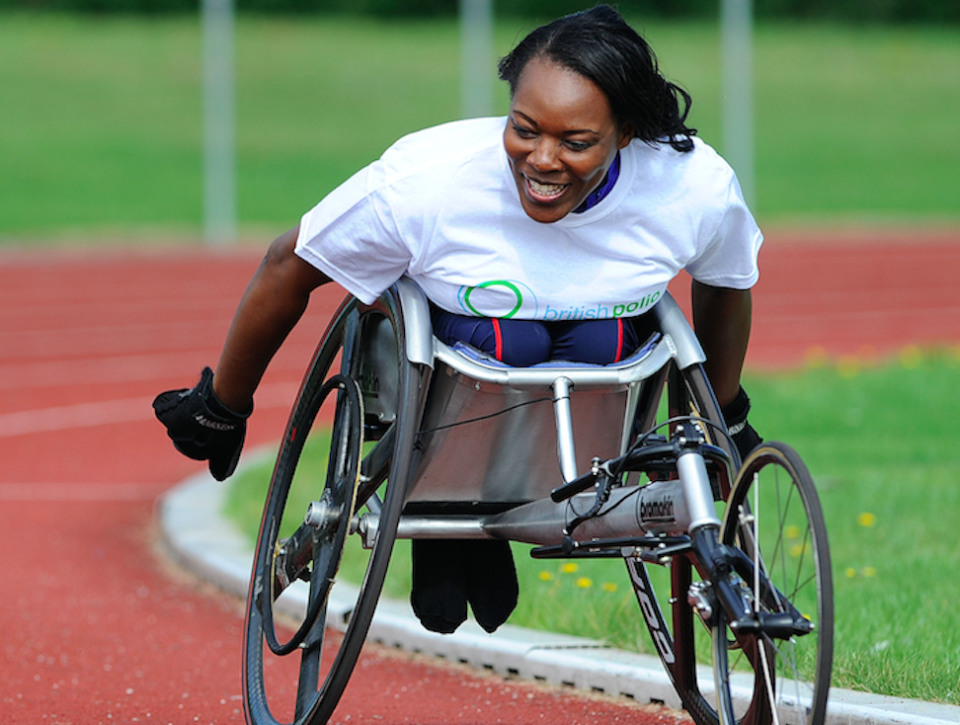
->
[158, 469, 960, 725]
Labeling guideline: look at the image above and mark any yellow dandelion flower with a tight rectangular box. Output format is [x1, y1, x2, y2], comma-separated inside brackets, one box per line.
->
[539, 571, 554, 582]
[602, 582, 618, 593]
[858, 512, 877, 527]
[561, 562, 578, 574]
[863, 566, 877, 578]
[785, 525, 801, 540]
[576, 577, 593, 589]
[790, 543, 808, 558]
[837, 355, 860, 379]
[845, 568, 857, 579]
[899, 345, 922, 369]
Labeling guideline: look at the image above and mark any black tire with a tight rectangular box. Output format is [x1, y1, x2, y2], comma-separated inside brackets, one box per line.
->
[715, 441, 833, 725]
[669, 362, 740, 479]
[242, 292, 427, 725]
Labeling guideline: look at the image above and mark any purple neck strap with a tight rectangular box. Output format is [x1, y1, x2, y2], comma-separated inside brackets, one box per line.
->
[573, 152, 621, 214]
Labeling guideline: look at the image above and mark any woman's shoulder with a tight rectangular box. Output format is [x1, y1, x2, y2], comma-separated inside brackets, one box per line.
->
[627, 135, 731, 173]
[624, 135, 737, 199]
[382, 117, 506, 171]
[398, 116, 505, 142]
[364, 117, 508, 214]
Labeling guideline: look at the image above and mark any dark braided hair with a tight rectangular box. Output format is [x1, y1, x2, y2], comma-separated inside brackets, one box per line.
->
[498, 5, 697, 153]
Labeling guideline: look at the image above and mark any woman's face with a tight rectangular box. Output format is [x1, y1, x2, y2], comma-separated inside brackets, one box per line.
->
[503, 57, 633, 224]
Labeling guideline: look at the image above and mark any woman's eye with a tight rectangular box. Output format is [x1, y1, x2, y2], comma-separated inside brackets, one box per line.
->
[512, 124, 536, 139]
[564, 140, 591, 151]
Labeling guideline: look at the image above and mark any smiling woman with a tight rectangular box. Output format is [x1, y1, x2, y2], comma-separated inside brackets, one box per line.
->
[502, 59, 632, 223]
[155, 3, 763, 639]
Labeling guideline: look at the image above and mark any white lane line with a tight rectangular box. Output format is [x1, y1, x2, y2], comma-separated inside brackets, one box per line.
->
[1, 398, 155, 437]
[0, 482, 169, 502]
[0, 382, 299, 438]
[0, 352, 215, 390]
[0, 345, 313, 390]
[0, 351, 309, 390]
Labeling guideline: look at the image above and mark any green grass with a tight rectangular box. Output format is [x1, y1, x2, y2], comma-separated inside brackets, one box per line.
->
[746, 349, 960, 702]
[1, 13, 958, 242]
[225, 348, 960, 704]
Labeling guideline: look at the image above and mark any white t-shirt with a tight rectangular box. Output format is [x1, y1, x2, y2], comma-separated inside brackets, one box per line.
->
[295, 117, 761, 321]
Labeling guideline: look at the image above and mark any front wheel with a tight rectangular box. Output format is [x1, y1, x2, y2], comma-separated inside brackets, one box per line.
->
[627, 361, 741, 725]
[716, 441, 834, 725]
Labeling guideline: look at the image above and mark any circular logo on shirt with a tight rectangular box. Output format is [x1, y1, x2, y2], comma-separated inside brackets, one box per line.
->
[458, 279, 538, 319]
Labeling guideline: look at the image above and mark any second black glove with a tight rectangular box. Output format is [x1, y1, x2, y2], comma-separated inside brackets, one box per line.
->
[722, 385, 763, 463]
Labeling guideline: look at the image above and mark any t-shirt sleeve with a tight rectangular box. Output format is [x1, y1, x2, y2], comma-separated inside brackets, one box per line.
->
[294, 161, 411, 305]
[684, 172, 762, 290]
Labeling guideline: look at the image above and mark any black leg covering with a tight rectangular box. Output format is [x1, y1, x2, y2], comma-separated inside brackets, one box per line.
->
[410, 539, 468, 634]
[410, 539, 519, 635]
[464, 539, 519, 633]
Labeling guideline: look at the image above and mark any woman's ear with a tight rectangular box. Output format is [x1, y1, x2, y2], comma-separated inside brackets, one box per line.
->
[617, 125, 635, 149]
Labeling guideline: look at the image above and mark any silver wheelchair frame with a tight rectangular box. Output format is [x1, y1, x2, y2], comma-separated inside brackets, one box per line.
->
[241, 278, 833, 725]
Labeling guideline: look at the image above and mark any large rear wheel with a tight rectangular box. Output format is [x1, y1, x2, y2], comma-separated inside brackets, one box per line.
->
[243, 294, 426, 725]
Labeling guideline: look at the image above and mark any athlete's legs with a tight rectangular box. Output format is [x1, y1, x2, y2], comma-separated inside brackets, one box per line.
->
[550, 317, 640, 364]
[432, 311, 553, 367]
[432, 310, 644, 366]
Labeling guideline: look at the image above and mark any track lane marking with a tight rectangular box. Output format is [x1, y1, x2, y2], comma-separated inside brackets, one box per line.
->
[0, 482, 169, 501]
[0, 352, 309, 390]
[0, 382, 299, 437]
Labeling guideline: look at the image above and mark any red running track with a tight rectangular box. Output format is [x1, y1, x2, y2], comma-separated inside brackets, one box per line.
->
[2, 230, 959, 724]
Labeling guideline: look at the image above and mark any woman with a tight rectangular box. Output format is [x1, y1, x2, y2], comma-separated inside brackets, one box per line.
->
[155, 5, 762, 635]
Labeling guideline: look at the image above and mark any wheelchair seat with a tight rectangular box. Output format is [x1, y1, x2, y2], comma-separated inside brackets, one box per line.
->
[356, 278, 709, 507]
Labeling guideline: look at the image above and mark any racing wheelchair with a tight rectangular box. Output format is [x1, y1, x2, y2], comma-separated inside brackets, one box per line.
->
[241, 278, 833, 725]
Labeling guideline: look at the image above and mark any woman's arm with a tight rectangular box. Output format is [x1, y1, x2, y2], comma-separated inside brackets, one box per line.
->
[212, 226, 331, 411]
[690, 280, 752, 409]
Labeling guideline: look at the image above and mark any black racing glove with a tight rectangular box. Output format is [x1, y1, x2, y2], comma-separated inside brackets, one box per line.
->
[722, 386, 763, 463]
[152, 367, 252, 481]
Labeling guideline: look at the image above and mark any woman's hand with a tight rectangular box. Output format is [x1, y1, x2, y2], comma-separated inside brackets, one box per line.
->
[153, 367, 251, 481]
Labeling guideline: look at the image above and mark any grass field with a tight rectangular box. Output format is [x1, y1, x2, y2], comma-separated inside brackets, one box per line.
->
[1, 13, 958, 241]
[224, 350, 960, 704]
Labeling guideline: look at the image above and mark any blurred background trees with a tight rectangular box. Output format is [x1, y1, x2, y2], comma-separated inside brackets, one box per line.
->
[2, 0, 958, 23]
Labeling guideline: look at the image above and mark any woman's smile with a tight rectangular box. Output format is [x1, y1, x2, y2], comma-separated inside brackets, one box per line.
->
[524, 175, 570, 202]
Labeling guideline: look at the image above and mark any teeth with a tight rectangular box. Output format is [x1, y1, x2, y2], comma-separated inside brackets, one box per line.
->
[527, 177, 567, 197]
